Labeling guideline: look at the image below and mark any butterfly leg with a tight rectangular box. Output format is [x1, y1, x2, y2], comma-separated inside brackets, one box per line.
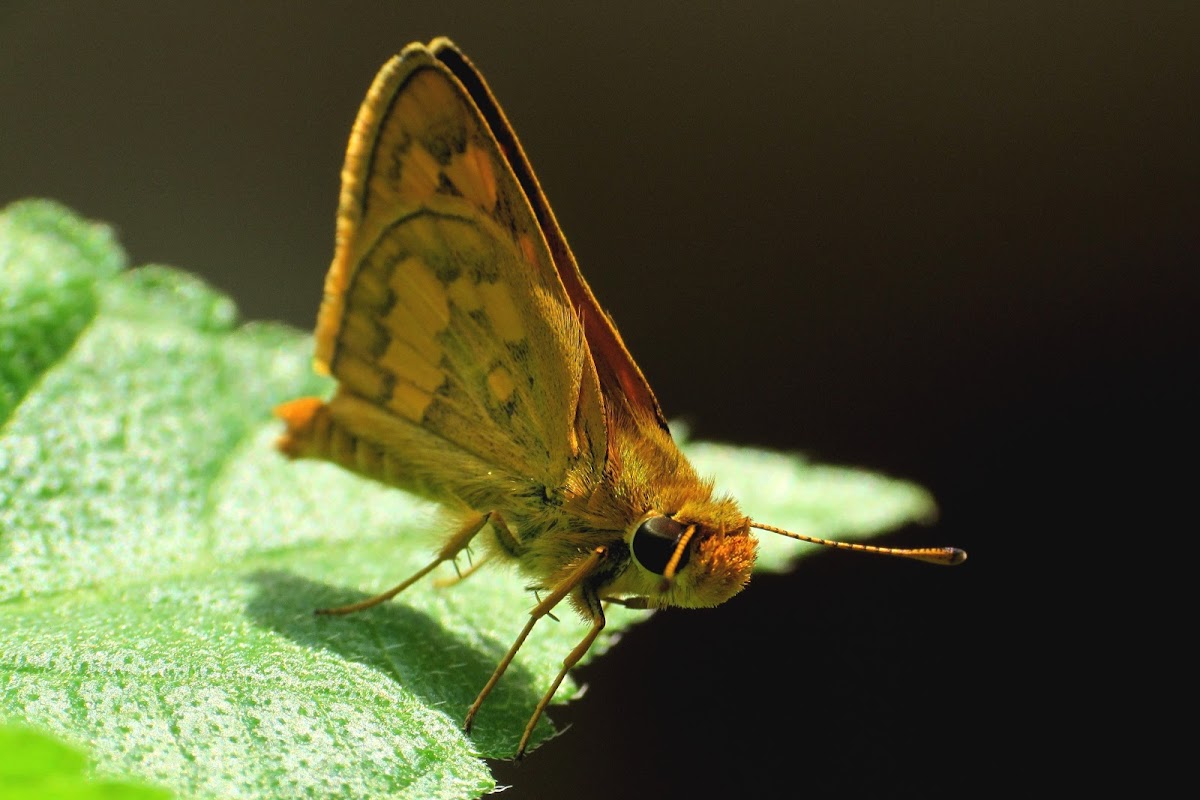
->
[434, 510, 523, 587]
[462, 546, 609, 759]
[515, 582, 606, 760]
[433, 551, 493, 587]
[316, 511, 493, 615]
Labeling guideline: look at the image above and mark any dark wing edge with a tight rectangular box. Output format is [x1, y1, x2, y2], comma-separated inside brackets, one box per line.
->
[430, 38, 671, 435]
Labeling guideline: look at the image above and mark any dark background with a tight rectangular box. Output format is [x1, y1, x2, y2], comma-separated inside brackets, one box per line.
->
[3, 2, 1194, 796]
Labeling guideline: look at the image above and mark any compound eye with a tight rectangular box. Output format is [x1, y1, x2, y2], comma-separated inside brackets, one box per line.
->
[631, 515, 690, 575]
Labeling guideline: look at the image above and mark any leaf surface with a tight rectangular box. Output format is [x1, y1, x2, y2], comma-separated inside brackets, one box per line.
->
[0, 200, 937, 798]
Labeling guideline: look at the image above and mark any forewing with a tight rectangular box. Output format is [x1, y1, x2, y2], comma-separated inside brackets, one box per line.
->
[432, 38, 669, 435]
[313, 42, 604, 485]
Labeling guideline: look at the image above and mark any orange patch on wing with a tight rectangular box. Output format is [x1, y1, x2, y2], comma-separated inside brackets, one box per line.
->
[445, 143, 499, 213]
[518, 234, 540, 268]
[395, 144, 441, 204]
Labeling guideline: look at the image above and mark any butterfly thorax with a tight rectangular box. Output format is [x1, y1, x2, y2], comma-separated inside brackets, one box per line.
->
[497, 412, 758, 615]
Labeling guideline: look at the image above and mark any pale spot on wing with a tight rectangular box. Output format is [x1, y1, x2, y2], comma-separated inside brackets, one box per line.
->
[386, 255, 450, 337]
[381, 339, 444, 393]
[388, 380, 435, 422]
[478, 282, 524, 342]
[447, 277, 483, 312]
[443, 142, 499, 213]
[487, 366, 516, 403]
[397, 144, 441, 203]
[391, 323, 441, 366]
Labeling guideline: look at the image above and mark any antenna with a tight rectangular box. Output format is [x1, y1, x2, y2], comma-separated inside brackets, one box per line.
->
[750, 522, 967, 566]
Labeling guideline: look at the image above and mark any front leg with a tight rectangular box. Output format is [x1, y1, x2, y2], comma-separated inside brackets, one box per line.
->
[515, 578, 606, 760]
[462, 546, 609, 759]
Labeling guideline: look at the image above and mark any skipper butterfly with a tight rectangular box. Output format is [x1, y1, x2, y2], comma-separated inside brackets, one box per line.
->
[276, 37, 966, 759]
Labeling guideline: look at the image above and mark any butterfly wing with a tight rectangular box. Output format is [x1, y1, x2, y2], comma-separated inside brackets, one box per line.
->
[288, 41, 607, 502]
[431, 39, 670, 435]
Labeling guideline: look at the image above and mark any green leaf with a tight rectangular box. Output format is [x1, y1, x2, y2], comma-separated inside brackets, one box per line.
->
[0, 724, 173, 799]
[0, 199, 938, 799]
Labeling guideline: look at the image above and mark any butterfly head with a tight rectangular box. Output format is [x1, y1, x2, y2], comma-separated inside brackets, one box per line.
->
[618, 501, 758, 609]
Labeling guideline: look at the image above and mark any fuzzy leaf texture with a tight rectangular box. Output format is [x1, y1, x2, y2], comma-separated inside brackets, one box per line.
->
[0, 200, 938, 799]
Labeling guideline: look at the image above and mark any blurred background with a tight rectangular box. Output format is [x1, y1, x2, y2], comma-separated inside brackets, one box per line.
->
[3, 2, 1194, 796]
